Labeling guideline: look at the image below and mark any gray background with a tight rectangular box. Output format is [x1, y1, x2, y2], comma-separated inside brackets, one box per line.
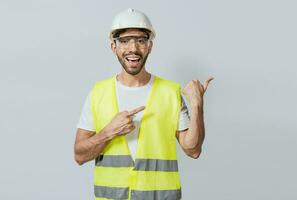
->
[0, 0, 296, 199]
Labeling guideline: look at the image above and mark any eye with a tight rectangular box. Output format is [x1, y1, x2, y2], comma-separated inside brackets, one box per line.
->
[137, 38, 145, 44]
[119, 38, 129, 44]
[137, 37, 148, 44]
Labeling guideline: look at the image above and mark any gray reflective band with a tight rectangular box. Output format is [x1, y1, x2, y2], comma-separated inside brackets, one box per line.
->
[131, 188, 182, 200]
[95, 155, 134, 167]
[94, 185, 129, 199]
[134, 159, 178, 171]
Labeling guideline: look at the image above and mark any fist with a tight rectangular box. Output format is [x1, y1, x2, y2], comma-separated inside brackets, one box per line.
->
[182, 77, 214, 106]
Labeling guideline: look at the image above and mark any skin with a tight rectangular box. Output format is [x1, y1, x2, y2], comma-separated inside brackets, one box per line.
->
[177, 77, 214, 158]
[74, 28, 214, 165]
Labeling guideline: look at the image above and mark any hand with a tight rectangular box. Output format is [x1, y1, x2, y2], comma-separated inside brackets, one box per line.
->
[103, 106, 146, 137]
[182, 77, 214, 107]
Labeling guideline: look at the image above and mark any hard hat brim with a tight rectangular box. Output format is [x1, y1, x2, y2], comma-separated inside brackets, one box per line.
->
[109, 27, 155, 41]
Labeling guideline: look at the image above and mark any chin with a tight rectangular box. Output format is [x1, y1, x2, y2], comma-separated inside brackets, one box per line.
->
[124, 64, 144, 75]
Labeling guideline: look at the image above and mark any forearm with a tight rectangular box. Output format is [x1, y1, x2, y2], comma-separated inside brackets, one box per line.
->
[74, 129, 117, 165]
[183, 103, 205, 151]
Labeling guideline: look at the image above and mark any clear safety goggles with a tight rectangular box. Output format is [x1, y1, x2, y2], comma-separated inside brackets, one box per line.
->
[114, 36, 150, 49]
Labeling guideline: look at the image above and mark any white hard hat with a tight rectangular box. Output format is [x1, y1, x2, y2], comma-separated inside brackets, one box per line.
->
[109, 8, 156, 40]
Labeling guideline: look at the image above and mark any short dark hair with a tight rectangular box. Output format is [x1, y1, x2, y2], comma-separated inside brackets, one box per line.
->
[112, 28, 151, 39]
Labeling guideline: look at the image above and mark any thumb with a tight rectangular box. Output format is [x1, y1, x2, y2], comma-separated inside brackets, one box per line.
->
[203, 77, 214, 91]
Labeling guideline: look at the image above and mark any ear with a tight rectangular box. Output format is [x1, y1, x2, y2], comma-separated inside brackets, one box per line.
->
[148, 40, 153, 54]
[111, 40, 117, 54]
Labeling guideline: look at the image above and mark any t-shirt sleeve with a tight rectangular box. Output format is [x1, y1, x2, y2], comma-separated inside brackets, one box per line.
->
[178, 95, 190, 131]
[76, 92, 96, 132]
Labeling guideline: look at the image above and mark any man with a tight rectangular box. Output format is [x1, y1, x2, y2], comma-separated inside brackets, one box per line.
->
[74, 8, 213, 200]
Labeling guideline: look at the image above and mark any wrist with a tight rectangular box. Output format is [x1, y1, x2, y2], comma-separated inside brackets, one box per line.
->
[100, 127, 118, 141]
[190, 101, 203, 110]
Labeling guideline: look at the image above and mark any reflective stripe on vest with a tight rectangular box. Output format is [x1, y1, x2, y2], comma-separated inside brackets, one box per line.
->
[96, 155, 178, 172]
[131, 188, 182, 200]
[95, 155, 134, 167]
[94, 185, 129, 199]
[134, 159, 178, 172]
[94, 186, 181, 200]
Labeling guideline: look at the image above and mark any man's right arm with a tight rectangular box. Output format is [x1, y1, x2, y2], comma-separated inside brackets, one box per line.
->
[74, 105, 145, 165]
[74, 92, 118, 166]
[74, 128, 118, 165]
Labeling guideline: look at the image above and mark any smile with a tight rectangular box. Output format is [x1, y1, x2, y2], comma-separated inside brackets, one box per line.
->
[125, 56, 141, 63]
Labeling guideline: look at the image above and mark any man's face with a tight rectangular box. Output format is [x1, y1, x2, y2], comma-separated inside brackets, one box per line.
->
[111, 29, 153, 76]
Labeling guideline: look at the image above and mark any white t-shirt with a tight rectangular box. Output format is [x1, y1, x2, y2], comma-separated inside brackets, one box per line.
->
[77, 74, 190, 161]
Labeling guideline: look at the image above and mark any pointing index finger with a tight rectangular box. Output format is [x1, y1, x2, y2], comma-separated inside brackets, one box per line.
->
[128, 106, 146, 116]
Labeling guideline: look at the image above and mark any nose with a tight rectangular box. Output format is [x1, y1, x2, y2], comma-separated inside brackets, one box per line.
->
[127, 39, 138, 52]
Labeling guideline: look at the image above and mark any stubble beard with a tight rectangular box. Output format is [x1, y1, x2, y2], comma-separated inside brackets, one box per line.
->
[117, 52, 149, 76]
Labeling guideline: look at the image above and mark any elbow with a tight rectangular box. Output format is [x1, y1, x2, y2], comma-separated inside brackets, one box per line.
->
[74, 143, 85, 165]
[188, 148, 202, 159]
[74, 154, 82, 165]
[75, 154, 85, 166]
[74, 146, 86, 165]
[190, 150, 201, 159]
[183, 142, 202, 159]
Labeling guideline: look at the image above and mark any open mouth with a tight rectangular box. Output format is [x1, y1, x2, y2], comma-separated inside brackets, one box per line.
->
[125, 56, 141, 65]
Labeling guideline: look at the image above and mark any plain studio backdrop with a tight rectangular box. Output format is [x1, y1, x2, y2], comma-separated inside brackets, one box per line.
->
[0, 0, 296, 199]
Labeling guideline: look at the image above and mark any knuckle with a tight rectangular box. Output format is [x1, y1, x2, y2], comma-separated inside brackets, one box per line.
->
[129, 124, 134, 129]
[124, 118, 130, 124]
[123, 111, 129, 115]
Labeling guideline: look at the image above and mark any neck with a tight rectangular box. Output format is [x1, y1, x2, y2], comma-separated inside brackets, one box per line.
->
[116, 68, 151, 87]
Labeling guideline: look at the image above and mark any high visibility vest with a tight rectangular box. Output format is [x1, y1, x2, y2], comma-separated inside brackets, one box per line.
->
[90, 75, 182, 200]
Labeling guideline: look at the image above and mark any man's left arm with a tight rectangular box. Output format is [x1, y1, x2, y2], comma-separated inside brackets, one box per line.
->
[176, 77, 214, 159]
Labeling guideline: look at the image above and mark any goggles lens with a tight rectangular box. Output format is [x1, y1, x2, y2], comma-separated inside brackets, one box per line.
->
[114, 36, 149, 48]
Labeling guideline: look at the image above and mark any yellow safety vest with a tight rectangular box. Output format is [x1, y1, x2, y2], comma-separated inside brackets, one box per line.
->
[90, 75, 182, 200]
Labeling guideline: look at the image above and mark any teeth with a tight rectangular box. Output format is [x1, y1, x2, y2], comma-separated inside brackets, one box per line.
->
[126, 55, 140, 60]
[126, 57, 140, 62]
